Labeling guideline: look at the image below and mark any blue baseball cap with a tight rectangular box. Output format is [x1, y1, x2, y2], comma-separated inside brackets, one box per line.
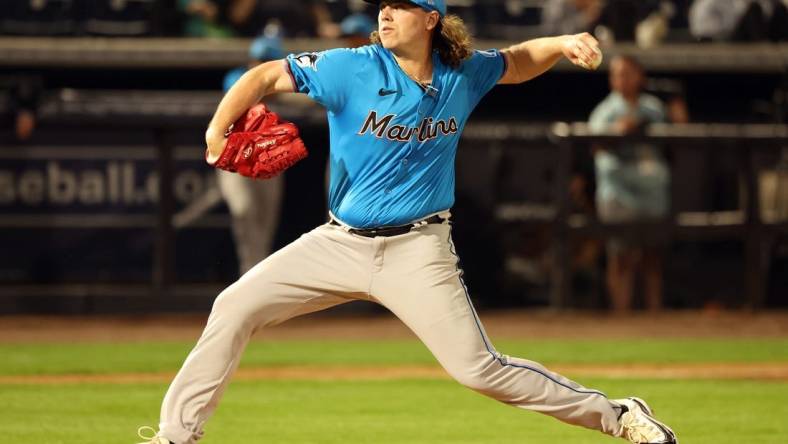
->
[363, 0, 446, 18]
[248, 36, 284, 62]
[341, 13, 375, 37]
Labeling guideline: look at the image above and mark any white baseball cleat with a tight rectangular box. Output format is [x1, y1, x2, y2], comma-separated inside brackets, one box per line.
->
[136, 426, 173, 444]
[615, 397, 678, 444]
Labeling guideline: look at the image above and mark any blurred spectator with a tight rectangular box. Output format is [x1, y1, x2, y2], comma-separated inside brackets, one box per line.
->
[83, 0, 170, 36]
[469, 1, 541, 40]
[180, 0, 262, 37]
[0, 75, 43, 141]
[665, 0, 692, 30]
[219, 36, 285, 275]
[542, 0, 666, 44]
[689, 0, 788, 42]
[256, 0, 343, 37]
[589, 55, 671, 313]
[541, 0, 604, 36]
[635, 1, 677, 48]
[339, 12, 375, 47]
[647, 77, 690, 124]
[312, 1, 376, 39]
[1, 0, 181, 37]
[1, 0, 76, 35]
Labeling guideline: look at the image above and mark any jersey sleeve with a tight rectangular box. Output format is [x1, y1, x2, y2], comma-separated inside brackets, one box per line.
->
[285, 48, 358, 112]
[460, 49, 507, 106]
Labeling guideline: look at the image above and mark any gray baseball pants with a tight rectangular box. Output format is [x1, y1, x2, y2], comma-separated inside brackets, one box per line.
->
[159, 216, 622, 443]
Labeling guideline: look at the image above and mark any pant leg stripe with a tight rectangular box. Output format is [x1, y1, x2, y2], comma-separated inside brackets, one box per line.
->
[446, 226, 607, 398]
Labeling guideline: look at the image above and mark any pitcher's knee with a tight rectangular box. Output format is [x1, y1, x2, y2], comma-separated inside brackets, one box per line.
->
[209, 287, 262, 330]
[447, 355, 521, 399]
[210, 278, 288, 331]
[454, 372, 490, 392]
[448, 364, 503, 394]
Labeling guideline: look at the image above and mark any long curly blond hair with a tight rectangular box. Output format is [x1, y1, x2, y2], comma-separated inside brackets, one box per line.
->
[369, 14, 473, 69]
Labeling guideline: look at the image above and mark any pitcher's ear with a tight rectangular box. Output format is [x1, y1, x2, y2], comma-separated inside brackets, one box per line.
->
[426, 12, 440, 31]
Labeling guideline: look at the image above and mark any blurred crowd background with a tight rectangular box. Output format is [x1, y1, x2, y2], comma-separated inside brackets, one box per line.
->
[1, 0, 787, 314]
[2, 0, 788, 42]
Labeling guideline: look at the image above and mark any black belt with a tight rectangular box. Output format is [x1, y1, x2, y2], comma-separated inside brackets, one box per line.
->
[330, 214, 446, 237]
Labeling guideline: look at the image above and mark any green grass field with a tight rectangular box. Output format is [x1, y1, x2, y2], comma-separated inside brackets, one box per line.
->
[2, 339, 787, 443]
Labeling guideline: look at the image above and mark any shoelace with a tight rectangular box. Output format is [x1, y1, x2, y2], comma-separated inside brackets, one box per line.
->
[621, 411, 664, 443]
[136, 426, 161, 444]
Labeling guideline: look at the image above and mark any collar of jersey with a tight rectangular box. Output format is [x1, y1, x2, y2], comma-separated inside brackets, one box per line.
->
[380, 46, 444, 93]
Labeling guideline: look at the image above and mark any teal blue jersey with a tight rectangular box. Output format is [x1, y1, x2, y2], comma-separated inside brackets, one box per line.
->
[286, 44, 505, 228]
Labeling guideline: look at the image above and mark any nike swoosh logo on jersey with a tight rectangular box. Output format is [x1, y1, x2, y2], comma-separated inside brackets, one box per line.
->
[378, 88, 397, 96]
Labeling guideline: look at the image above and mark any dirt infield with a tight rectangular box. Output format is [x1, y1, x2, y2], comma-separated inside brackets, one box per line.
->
[2, 309, 788, 343]
[2, 310, 787, 384]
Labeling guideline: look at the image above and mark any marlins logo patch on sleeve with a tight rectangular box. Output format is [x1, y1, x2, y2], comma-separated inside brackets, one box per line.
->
[476, 49, 498, 58]
[294, 52, 322, 71]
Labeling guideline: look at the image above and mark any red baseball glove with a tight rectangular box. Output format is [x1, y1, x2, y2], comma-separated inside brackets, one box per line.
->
[209, 103, 308, 179]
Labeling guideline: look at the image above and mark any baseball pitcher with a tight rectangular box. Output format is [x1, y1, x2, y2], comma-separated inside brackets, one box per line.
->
[137, 1, 677, 443]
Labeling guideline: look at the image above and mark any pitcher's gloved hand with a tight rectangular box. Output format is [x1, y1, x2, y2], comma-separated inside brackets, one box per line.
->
[207, 103, 308, 179]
